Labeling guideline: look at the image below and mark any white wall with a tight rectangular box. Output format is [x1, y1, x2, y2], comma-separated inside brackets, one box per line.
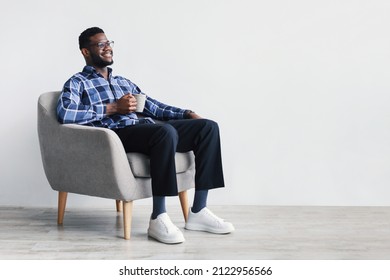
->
[1, 0, 390, 208]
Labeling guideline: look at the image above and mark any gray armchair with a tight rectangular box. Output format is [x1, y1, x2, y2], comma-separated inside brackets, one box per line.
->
[37, 91, 195, 239]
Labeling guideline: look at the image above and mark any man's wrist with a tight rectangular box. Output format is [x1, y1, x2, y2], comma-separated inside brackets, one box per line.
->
[106, 103, 117, 115]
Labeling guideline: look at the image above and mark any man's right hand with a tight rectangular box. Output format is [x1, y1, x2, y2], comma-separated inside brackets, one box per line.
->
[106, 93, 137, 115]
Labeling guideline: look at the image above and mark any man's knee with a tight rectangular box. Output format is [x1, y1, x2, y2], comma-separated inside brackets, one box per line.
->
[154, 123, 178, 144]
[200, 119, 220, 134]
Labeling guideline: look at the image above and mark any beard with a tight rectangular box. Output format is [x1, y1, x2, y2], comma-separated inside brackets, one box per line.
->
[90, 51, 114, 68]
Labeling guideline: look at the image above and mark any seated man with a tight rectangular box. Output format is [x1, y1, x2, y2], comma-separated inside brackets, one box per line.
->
[57, 27, 234, 244]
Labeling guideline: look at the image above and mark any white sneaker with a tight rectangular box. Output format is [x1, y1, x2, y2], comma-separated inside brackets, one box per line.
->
[147, 213, 185, 244]
[185, 208, 235, 234]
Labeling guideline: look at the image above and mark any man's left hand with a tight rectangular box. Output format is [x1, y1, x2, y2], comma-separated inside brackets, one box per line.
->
[188, 112, 202, 119]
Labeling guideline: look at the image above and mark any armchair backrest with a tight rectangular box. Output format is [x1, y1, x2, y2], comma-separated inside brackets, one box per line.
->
[37, 91, 64, 186]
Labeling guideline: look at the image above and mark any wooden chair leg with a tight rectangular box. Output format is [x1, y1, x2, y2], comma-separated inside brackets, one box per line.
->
[116, 200, 123, 212]
[122, 201, 133, 240]
[58, 191, 68, 225]
[179, 191, 189, 222]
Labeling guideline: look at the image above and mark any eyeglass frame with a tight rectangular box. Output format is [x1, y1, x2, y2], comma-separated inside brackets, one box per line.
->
[89, 40, 114, 49]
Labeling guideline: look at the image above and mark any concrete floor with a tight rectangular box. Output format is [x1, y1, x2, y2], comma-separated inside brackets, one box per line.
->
[1, 205, 390, 260]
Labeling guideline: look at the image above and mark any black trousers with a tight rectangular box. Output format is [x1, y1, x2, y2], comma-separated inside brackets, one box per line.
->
[114, 119, 225, 196]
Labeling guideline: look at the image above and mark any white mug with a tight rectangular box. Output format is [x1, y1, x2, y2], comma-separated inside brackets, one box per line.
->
[134, 94, 146, 112]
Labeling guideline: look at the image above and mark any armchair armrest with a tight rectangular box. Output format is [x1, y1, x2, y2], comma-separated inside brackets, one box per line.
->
[39, 122, 137, 200]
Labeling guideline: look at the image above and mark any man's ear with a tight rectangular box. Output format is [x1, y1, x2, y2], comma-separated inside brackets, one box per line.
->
[81, 48, 89, 57]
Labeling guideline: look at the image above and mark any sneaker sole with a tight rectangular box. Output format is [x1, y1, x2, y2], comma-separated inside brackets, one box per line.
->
[147, 230, 185, 244]
[185, 223, 234, 234]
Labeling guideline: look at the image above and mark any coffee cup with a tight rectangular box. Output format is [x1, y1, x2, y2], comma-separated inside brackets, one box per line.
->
[134, 93, 146, 112]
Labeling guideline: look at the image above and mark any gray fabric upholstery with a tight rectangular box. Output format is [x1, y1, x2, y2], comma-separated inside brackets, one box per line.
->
[37, 91, 195, 201]
[127, 152, 193, 178]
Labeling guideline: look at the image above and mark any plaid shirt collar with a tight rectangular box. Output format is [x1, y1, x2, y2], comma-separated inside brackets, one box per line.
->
[83, 65, 113, 79]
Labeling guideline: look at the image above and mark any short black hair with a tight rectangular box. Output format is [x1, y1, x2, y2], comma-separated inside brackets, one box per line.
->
[79, 27, 105, 49]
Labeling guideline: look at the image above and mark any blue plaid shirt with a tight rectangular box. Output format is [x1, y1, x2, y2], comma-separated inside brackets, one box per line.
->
[57, 66, 188, 129]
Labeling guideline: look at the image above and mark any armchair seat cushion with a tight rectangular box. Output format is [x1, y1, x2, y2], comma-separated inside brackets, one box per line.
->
[127, 152, 194, 178]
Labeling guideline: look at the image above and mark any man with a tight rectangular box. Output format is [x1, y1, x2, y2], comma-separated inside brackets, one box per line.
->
[57, 27, 234, 244]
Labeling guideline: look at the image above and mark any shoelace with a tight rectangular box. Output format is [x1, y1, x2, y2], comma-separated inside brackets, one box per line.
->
[158, 215, 177, 233]
[203, 208, 225, 224]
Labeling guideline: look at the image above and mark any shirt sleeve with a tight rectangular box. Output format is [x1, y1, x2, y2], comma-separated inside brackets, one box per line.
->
[56, 78, 106, 124]
[142, 95, 188, 120]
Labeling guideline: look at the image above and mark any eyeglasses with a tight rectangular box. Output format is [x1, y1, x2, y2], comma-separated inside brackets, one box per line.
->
[90, 40, 114, 49]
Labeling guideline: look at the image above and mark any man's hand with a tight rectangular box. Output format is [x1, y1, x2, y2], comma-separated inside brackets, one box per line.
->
[106, 93, 137, 115]
[187, 111, 202, 119]
[117, 94, 137, 114]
